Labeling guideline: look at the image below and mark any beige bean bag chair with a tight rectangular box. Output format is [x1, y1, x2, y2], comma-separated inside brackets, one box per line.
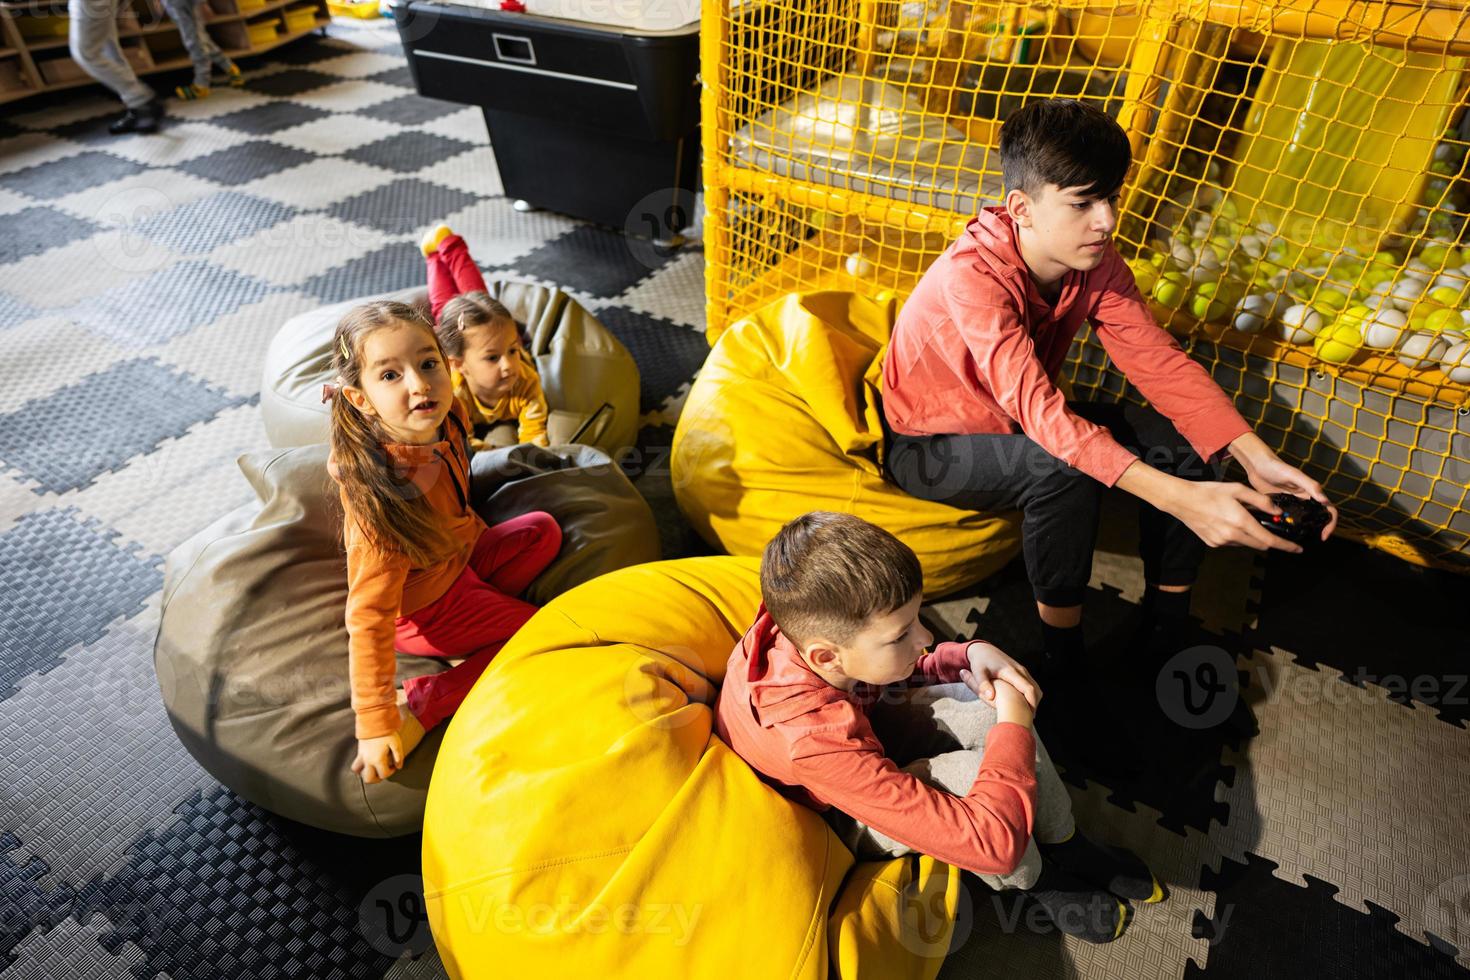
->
[154, 442, 659, 837]
[260, 283, 641, 455]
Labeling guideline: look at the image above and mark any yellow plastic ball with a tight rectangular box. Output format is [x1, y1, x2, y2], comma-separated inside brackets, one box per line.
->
[1425, 307, 1464, 334]
[1314, 321, 1363, 363]
[1153, 273, 1189, 308]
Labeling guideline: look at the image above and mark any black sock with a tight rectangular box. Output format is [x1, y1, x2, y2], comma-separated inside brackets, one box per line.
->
[1141, 586, 1191, 625]
[1040, 622, 1085, 662]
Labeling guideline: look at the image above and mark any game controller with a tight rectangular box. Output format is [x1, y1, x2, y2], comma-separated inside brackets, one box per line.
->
[1253, 493, 1331, 546]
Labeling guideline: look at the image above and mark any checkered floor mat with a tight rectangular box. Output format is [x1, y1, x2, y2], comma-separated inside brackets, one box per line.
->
[1, 16, 1467, 980]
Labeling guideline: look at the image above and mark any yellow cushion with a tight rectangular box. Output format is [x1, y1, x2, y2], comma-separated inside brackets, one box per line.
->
[423, 557, 957, 979]
[671, 291, 1021, 598]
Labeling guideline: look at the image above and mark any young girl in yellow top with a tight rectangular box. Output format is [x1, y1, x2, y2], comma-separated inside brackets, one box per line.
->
[327, 300, 561, 784]
[422, 223, 550, 450]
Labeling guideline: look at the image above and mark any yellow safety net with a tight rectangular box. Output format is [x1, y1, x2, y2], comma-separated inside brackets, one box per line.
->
[702, 0, 1470, 571]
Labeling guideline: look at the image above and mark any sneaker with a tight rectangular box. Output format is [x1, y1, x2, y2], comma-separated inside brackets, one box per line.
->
[219, 62, 244, 88]
[174, 83, 211, 101]
[1020, 859, 1129, 944]
[420, 223, 453, 257]
[109, 100, 162, 135]
[1039, 831, 1165, 904]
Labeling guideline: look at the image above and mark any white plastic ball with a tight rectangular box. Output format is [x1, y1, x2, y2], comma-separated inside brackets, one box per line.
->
[1397, 331, 1450, 370]
[1278, 304, 1324, 344]
[1441, 339, 1470, 383]
[1233, 293, 1273, 333]
[1362, 308, 1409, 350]
[845, 252, 874, 278]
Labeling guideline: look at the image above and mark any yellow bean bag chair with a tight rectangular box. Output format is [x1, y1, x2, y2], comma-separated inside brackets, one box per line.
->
[671, 291, 1021, 598]
[424, 557, 960, 979]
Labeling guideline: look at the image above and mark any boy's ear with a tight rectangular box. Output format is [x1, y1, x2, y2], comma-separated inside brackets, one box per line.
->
[1004, 187, 1033, 227]
[803, 640, 842, 671]
[342, 385, 375, 416]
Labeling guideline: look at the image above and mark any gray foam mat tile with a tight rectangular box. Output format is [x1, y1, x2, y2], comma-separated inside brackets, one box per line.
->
[1216, 646, 1470, 968]
[0, 603, 215, 892]
[0, 508, 161, 702]
[0, 913, 153, 980]
[0, 358, 247, 495]
[65, 261, 273, 349]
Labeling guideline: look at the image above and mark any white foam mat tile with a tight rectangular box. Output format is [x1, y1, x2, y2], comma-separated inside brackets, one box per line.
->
[100, 122, 254, 168]
[1, 230, 178, 309]
[207, 214, 393, 288]
[0, 132, 89, 176]
[269, 113, 406, 155]
[160, 86, 276, 122]
[238, 157, 398, 210]
[415, 145, 503, 199]
[309, 50, 409, 78]
[410, 105, 490, 144]
[1216, 645, 1470, 967]
[153, 290, 319, 397]
[0, 315, 132, 414]
[614, 250, 708, 332]
[0, 186, 32, 215]
[440, 196, 578, 267]
[295, 79, 408, 113]
[68, 403, 263, 557]
[51, 168, 220, 228]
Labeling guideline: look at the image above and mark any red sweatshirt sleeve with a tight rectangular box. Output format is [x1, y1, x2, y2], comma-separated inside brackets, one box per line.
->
[343, 526, 410, 740]
[790, 709, 1038, 876]
[1088, 252, 1252, 462]
[944, 275, 1140, 486]
[913, 641, 972, 683]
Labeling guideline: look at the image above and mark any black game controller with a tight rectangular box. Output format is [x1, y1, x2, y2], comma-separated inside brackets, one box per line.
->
[1254, 493, 1331, 546]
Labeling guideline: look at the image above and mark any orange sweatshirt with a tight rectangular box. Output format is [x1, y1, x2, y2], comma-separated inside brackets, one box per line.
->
[335, 399, 488, 739]
[714, 607, 1039, 876]
[453, 354, 550, 451]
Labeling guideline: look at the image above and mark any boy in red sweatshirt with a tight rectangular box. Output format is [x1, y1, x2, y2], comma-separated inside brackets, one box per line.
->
[715, 511, 1164, 944]
[881, 99, 1337, 748]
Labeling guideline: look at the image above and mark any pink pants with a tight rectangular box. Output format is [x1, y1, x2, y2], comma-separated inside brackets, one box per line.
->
[427, 233, 488, 322]
[395, 512, 561, 730]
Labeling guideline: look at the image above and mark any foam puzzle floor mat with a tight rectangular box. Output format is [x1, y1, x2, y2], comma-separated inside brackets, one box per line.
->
[2, 16, 1467, 980]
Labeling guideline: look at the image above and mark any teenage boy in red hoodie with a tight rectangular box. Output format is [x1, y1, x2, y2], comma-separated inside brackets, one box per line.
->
[715, 511, 1164, 944]
[881, 99, 1337, 747]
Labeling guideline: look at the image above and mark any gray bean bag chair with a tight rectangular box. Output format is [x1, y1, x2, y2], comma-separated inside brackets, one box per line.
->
[261, 283, 641, 455]
[154, 441, 659, 837]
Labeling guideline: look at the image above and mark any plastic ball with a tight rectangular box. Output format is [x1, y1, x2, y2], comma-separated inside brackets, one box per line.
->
[1441, 339, 1470, 383]
[1153, 273, 1189, 308]
[1314, 321, 1363, 364]
[1397, 331, 1450, 370]
[1233, 293, 1274, 333]
[1278, 304, 1324, 344]
[1362, 308, 1409, 350]
[845, 252, 874, 278]
[1425, 308, 1464, 334]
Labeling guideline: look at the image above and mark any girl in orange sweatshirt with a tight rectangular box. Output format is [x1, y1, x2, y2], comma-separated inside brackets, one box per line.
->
[327, 300, 562, 784]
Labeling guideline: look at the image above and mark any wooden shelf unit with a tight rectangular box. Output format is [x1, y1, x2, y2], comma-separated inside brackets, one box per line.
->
[0, 0, 333, 105]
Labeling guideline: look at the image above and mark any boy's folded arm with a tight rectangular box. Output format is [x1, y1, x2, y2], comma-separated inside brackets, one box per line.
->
[1088, 253, 1251, 460]
[791, 721, 1039, 876]
[344, 540, 411, 740]
[946, 287, 1137, 486]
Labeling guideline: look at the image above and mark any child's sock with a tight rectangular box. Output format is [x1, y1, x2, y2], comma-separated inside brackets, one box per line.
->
[1038, 831, 1164, 903]
[420, 223, 453, 257]
[174, 83, 211, 101]
[1019, 858, 1129, 944]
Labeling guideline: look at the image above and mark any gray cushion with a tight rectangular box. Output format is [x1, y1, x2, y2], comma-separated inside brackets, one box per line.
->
[260, 283, 641, 455]
[155, 442, 659, 837]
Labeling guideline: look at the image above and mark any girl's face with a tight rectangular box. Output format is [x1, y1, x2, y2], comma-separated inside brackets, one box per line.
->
[345, 322, 453, 445]
[451, 317, 523, 404]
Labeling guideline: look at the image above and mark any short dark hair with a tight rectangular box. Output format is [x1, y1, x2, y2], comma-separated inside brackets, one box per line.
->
[760, 512, 924, 647]
[999, 99, 1131, 199]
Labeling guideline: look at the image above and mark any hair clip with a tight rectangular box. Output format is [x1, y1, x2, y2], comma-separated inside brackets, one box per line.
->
[321, 382, 339, 404]
[338, 335, 351, 361]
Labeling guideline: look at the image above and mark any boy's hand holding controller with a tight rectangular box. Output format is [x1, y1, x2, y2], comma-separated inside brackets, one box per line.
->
[958, 640, 1042, 710]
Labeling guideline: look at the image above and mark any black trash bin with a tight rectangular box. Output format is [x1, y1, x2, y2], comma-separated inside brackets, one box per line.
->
[394, 0, 700, 237]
